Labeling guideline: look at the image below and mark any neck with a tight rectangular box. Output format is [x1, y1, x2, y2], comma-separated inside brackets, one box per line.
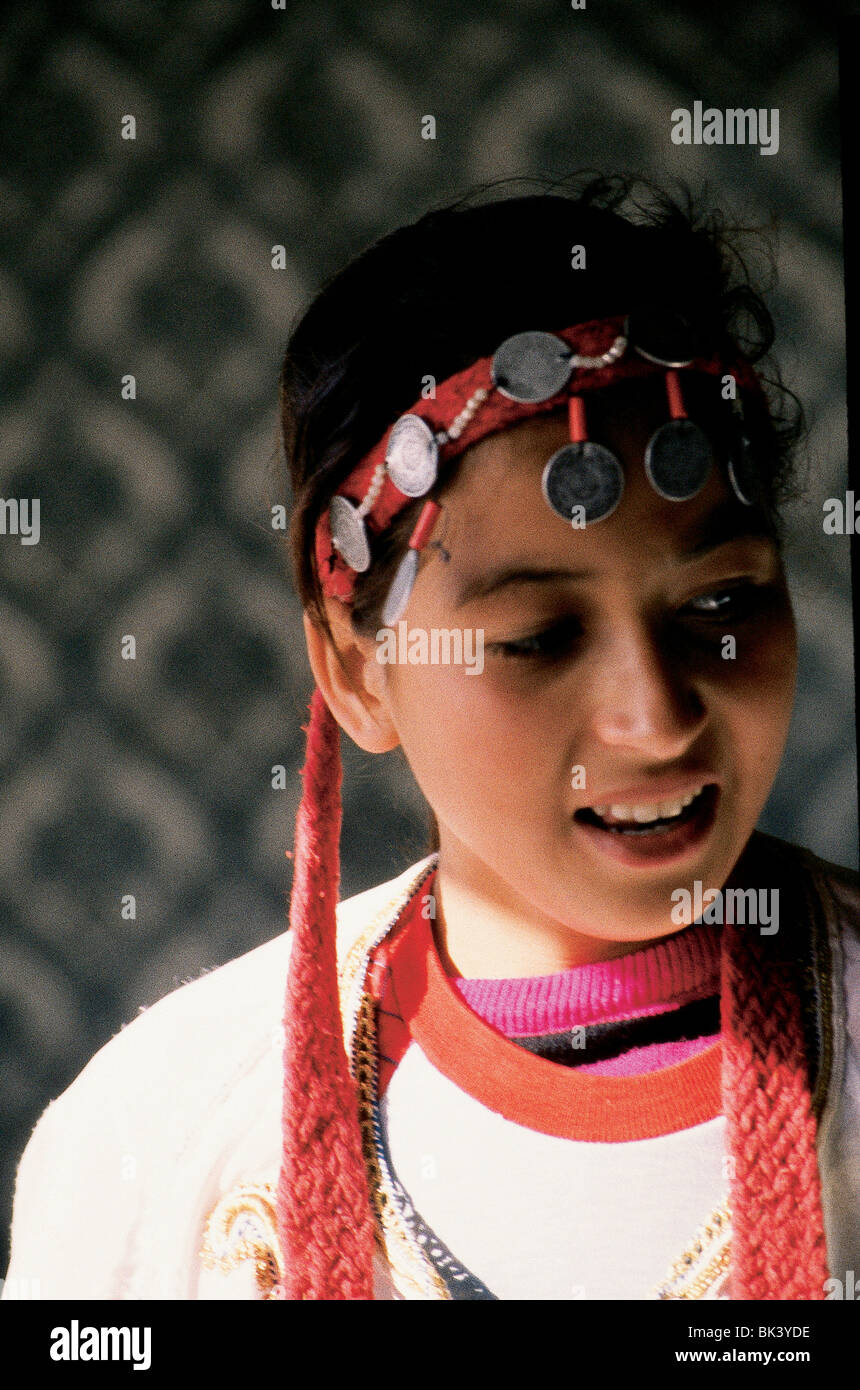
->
[433, 839, 674, 978]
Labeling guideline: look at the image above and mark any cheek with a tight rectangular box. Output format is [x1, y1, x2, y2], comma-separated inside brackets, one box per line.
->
[726, 602, 797, 710]
[713, 601, 797, 785]
[385, 663, 556, 821]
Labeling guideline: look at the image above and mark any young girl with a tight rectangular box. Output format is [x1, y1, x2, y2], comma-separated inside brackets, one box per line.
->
[4, 177, 859, 1302]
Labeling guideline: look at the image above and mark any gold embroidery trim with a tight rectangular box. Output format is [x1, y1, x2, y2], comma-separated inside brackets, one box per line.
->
[337, 859, 452, 1299]
[200, 1180, 283, 1300]
[336, 856, 438, 1046]
[653, 1201, 732, 1300]
[352, 990, 450, 1299]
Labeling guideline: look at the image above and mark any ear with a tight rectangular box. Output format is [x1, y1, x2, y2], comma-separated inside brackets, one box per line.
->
[303, 602, 400, 754]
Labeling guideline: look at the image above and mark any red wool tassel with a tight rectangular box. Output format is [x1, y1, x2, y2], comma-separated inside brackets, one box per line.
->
[721, 919, 829, 1300]
[275, 687, 376, 1299]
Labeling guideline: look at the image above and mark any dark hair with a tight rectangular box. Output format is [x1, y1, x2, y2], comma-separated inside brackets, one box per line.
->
[279, 173, 803, 636]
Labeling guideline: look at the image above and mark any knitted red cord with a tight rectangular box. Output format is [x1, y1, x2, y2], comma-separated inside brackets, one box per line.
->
[275, 687, 376, 1299]
[721, 915, 829, 1299]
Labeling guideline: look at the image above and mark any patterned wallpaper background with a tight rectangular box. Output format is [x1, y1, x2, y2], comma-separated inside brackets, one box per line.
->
[0, 0, 856, 1270]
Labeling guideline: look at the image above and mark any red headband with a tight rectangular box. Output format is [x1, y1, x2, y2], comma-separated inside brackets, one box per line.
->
[314, 312, 763, 604]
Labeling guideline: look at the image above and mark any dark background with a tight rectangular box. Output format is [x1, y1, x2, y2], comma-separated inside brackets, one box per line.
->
[1, 0, 857, 1274]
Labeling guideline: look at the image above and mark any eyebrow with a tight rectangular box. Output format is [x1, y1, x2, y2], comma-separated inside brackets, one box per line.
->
[453, 500, 775, 609]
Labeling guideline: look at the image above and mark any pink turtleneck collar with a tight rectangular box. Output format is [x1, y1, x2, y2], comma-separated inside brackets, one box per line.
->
[453, 920, 722, 1076]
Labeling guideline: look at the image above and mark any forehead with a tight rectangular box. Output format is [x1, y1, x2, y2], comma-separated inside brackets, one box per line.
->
[436, 378, 771, 580]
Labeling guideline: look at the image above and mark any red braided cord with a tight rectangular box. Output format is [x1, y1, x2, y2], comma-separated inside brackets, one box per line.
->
[722, 917, 829, 1300]
[275, 687, 376, 1299]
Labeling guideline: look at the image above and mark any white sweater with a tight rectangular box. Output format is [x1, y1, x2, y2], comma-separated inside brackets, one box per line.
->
[4, 847, 860, 1300]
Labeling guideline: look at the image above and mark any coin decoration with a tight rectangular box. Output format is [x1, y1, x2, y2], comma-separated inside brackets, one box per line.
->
[542, 441, 625, 524]
[491, 331, 573, 403]
[329, 495, 372, 572]
[385, 415, 440, 497]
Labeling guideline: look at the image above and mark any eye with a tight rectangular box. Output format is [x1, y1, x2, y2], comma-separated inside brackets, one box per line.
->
[681, 582, 763, 619]
[490, 616, 583, 661]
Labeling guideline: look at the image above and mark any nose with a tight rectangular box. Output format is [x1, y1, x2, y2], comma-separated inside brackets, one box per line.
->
[587, 623, 707, 759]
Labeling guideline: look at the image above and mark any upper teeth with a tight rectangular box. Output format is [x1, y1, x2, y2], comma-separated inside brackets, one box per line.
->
[590, 785, 705, 823]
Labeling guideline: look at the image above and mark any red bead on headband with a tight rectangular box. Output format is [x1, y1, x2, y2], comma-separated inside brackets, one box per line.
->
[314, 310, 764, 619]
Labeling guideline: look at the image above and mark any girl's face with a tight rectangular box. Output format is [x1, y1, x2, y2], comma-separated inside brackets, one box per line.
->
[370, 382, 797, 966]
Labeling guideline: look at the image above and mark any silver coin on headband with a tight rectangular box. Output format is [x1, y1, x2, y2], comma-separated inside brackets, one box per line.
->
[644, 419, 713, 501]
[329, 495, 371, 571]
[625, 308, 698, 368]
[385, 414, 439, 497]
[492, 331, 573, 403]
[542, 442, 624, 524]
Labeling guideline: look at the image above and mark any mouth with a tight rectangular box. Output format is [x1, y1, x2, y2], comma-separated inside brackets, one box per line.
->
[573, 783, 719, 866]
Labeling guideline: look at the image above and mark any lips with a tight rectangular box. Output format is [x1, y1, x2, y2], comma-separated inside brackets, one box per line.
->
[572, 783, 720, 867]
